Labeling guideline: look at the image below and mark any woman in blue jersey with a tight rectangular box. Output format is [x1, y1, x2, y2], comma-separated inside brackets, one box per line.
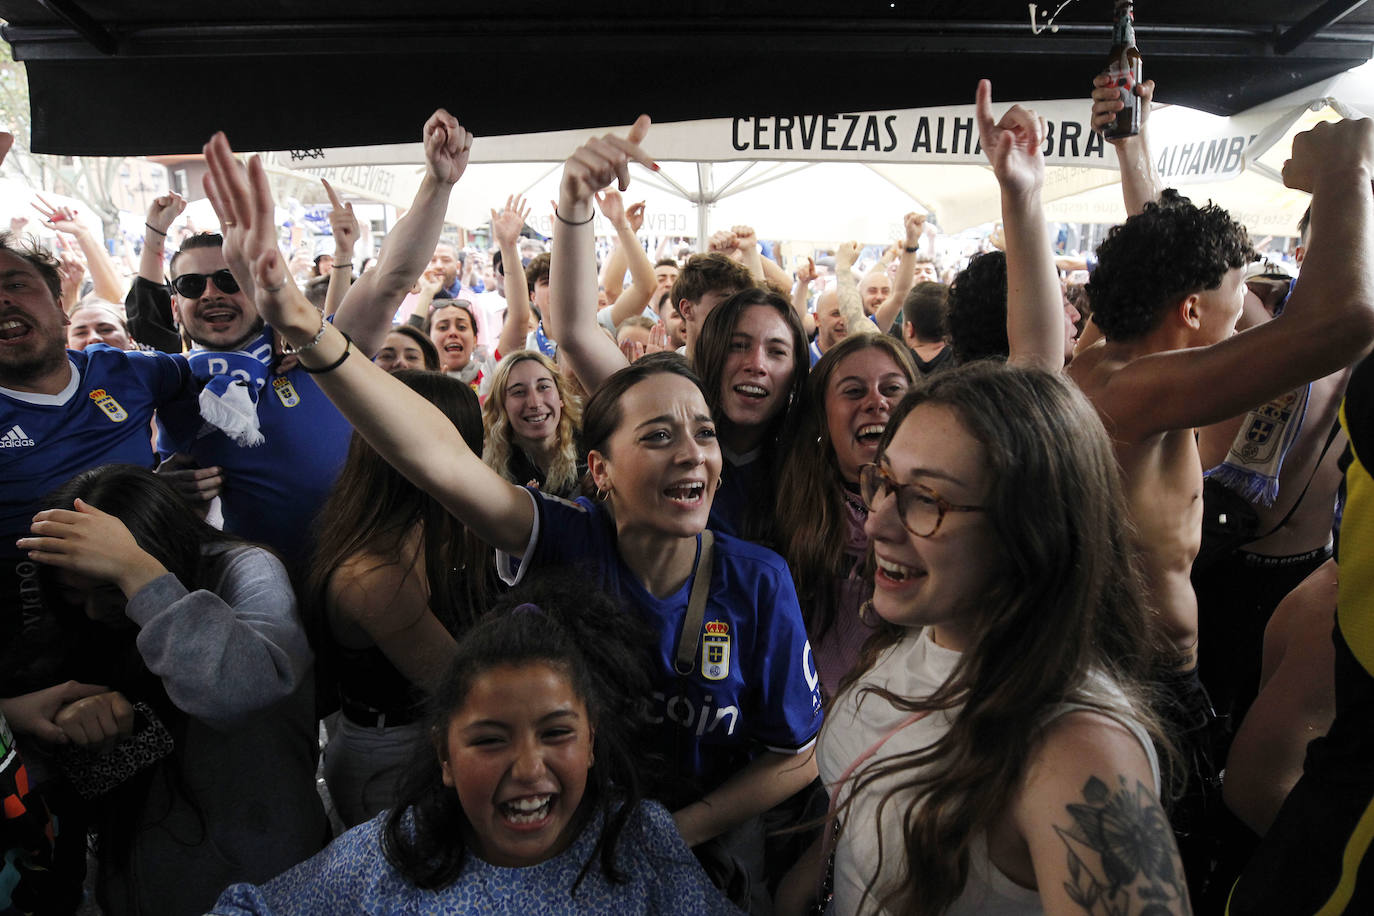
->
[201, 125, 822, 899]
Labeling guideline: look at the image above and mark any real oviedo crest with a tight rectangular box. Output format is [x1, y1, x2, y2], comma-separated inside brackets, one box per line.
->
[272, 377, 301, 407]
[88, 388, 128, 422]
[702, 620, 731, 681]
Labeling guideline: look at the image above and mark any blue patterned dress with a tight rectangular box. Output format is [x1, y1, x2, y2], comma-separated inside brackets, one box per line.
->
[211, 800, 741, 915]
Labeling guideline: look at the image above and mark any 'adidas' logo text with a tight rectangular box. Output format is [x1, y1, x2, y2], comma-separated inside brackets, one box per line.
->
[0, 425, 35, 448]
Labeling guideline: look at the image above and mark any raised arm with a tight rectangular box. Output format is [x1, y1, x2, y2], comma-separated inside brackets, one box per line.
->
[138, 193, 186, 285]
[834, 241, 879, 336]
[791, 256, 817, 333]
[1091, 77, 1161, 217]
[546, 116, 656, 393]
[34, 196, 126, 303]
[1101, 118, 1374, 437]
[333, 109, 468, 357]
[976, 79, 1064, 372]
[492, 194, 533, 358]
[605, 195, 657, 326]
[202, 131, 534, 557]
[873, 213, 925, 333]
[320, 179, 360, 319]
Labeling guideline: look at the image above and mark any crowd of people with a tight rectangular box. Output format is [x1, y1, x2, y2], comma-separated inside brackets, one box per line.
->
[0, 71, 1371, 916]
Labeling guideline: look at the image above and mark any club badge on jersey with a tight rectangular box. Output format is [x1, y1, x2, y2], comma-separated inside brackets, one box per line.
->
[272, 377, 301, 408]
[88, 389, 128, 422]
[702, 620, 731, 681]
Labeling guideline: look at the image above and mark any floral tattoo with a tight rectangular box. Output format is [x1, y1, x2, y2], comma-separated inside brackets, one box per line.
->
[1054, 775, 1191, 915]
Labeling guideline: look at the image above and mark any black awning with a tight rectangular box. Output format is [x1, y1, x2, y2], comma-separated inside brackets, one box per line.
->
[4, 0, 1372, 155]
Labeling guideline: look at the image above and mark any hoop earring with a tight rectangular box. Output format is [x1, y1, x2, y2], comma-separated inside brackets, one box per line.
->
[859, 599, 878, 625]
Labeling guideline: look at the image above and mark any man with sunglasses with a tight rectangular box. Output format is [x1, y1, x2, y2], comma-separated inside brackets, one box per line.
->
[123, 110, 475, 576]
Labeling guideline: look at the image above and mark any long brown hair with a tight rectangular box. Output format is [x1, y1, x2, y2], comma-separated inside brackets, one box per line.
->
[833, 362, 1173, 915]
[775, 334, 917, 642]
[308, 371, 493, 644]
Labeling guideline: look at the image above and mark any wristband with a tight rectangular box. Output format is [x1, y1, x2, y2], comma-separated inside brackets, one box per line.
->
[904, 245, 919, 253]
[554, 206, 594, 226]
[298, 331, 352, 375]
[331, 262, 354, 270]
[145, 222, 167, 237]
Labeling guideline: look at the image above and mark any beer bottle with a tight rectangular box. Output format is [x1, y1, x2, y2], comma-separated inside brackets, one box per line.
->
[1103, 0, 1142, 140]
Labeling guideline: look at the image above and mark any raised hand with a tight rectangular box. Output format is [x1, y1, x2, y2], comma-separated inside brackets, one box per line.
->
[619, 337, 647, 363]
[322, 179, 360, 255]
[595, 188, 628, 227]
[145, 192, 188, 236]
[795, 256, 818, 285]
[975, 79, 1046, 198]
[836, 240, 861, 272]
[32, 195, 84, 235]
[558, 115, 655, 215]
[9, 215, 28, 236]
[708, 229, 738, 254]
[1283, 117, 1374, 195]
[423, 109, 474, 186]
[201, 131, 276, 298]
[732, 225, 758, 254]
[1090, 74, 1154, 139]
[21, 499, 170, 599]
[491, 194, 532, 248]
[903, 212, 925, 248]
[56, 251, 84, 307]
[626, 200, 646, 233]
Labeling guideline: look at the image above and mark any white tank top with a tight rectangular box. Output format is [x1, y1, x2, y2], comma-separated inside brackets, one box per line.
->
[816, 628, 1161, 916]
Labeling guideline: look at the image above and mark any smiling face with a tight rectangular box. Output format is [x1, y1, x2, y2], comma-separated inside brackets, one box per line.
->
[439, 662, 594, 868]
[815, 291, 846, 352]
[68, 305, 133, 351]
[718, 304, 796, 434]
[504, 358, 563, 448]
[172, 247, 261, 351]
[0, 251, 69, 387]
[865, 403, 1002, 650]
[824, 347, 911, 484]
[860, 271, 892, 315]
[431, 304, 477, 372]
[374, 330, 428, 373]
[589, 372, 722, 539]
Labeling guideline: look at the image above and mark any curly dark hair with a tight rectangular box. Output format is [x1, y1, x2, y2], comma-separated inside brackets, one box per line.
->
[945, 250, 1009, 363]
[1087, 189, 1253, 342]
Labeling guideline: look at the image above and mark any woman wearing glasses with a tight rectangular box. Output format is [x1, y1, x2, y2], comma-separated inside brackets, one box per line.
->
[774, 334, 918, 700]
[779, 362, 1190, 915]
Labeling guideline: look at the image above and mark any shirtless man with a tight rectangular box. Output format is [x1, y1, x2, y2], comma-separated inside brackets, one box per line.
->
[1066, 120, 1374, 673]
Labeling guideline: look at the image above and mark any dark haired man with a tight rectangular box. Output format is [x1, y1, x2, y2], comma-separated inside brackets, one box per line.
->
[1067, 128, 1374, 675]
[901, 281, 953, 374]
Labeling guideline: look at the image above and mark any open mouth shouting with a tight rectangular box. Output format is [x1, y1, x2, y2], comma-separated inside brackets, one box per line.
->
[733, 382, 769, 400]
[0, 315, 32, 342]
[198, 303, 240, 329]
[855, 423, 886, 448]
[664, 479, 707, 507]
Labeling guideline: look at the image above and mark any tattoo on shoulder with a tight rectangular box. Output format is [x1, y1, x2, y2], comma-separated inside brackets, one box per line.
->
[1053, 775, 1191, 916]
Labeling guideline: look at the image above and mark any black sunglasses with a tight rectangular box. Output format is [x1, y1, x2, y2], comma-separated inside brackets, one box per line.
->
[172, 269, 240, 299]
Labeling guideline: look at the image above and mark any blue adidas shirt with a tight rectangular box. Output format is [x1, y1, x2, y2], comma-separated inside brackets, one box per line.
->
[0, 345, 193, 558]
[156, 328, 354, 574]
[498, 488, 823, 792]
